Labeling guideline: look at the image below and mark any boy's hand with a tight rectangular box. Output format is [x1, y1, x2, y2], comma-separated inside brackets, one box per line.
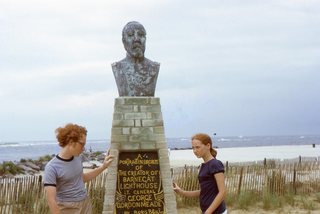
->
[102, 154, 114, 168]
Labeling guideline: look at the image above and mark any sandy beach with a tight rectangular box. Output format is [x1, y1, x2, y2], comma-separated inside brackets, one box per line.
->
[169, 144, 320, 167]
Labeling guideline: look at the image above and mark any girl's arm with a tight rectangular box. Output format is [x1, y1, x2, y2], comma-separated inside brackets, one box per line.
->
[204, 172, 227, 214]
[173, 182, 200, 197]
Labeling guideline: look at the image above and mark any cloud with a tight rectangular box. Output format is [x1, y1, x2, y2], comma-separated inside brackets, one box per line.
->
[1, 0, 320, 141]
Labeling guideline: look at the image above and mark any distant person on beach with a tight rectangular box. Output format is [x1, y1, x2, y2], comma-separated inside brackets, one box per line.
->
[44, 123, 114, 214]
[173, 133, 227, 214]
[112, 21, 160, 96]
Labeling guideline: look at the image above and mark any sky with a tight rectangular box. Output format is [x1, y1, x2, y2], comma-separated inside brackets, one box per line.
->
[0, 0, 319, 141]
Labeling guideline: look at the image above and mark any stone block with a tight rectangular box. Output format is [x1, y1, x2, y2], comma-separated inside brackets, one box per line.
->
[102, 210, 113, 214]
[140, 143, 156, 150]
[114, 105, 133, 113]
[158, 148, 170, 157]
[166, 205, 177, 214]
[103, 195, 115, 206]
[134, 119, 142, 127]
[110, 143, 120, 150]
[112, 119, 134, 127]
[106, 170, 117, 179]
[111, 134, 128, 142]
[105, 185, 116, 195]
[140, 105, 161, 112]
[140, 127, 154, 134]
[114, 98, 125, 105]
[159, 159, 170, 168]
[112, 113, 124, 120]
[159, 162, 170, 171]
[146, 112, 163, 119]
[129, 135, 154, 142]
[156, 142, 168, 149]
[142, 119, 163, 127]
[133, 105, 139, 112]
[128, 135, 141, 142]
[164, 193, 176, 204]
[123, 97, 151, 105]
[122, 127, 130, 135]
[151, 133, 166, 141]
[131, 127, 141, 135]
[102, 203, 114, 213]
[124, 112, 147, 120]
[153, 126, 165, 134]
[120, 143, 140, 150]
[160, 170, 172, 179]
[150, 97, 160, 104]
[162, 178, 175, 190]
[111, 127, 122, 135]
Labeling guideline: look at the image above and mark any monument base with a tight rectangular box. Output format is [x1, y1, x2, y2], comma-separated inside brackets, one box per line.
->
[103, 97, 177, 214]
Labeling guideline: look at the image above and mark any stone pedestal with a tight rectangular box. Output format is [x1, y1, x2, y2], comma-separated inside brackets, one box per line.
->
[102, 97, 177, 214]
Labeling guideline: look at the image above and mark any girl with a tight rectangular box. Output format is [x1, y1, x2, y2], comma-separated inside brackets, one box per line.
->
[173, 133, 227, 214]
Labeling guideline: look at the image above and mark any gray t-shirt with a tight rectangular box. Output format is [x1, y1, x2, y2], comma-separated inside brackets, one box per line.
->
[44, 155, 87, 202]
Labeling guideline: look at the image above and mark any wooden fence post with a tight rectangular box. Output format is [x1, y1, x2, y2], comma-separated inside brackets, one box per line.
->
[299, 156, 302, 164]
[225, 161, 229, 174]
[237, 167, 244, 195]
[293, 165, 297, 194]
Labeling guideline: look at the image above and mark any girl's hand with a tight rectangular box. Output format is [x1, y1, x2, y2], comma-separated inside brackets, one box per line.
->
[172, 182, 182, 193]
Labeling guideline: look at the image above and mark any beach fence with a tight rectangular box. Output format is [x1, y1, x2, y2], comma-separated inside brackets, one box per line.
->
[0, 173, 108, 214]
[0, 176, 47, 214]
[1, 158, 320, 213]
[172, 157, 320, 207]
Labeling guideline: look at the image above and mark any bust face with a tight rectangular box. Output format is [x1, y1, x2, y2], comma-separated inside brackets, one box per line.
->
[122, 22, 146, 59]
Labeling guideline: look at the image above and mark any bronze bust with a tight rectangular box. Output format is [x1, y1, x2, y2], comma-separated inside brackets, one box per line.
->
[112, 21, 160, 96]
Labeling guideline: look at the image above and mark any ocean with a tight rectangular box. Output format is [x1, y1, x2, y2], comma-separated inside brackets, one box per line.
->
[0, 135, 319, 163]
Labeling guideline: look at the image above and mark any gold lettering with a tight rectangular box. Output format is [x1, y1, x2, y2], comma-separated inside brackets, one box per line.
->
[119, 157, 159, 166]
[116, 152, 164, 212]
[127, 194, 152, 202]
[122, 176, 156, 183]
[118, 170, 127, 176]
[133, 189, 156, 194]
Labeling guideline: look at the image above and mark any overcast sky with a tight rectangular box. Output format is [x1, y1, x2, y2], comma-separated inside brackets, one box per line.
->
[1, 0, 319, 141]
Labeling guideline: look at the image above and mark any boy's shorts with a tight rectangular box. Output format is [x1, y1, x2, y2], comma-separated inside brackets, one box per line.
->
[58, 196, 92, 214]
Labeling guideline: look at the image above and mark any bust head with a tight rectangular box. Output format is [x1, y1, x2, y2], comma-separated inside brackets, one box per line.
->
[122, 21, 146, 59]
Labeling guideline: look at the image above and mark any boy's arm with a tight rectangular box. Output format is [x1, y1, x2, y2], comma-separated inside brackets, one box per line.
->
[45, 186, 61, 214]
[83, 154, 114, 182]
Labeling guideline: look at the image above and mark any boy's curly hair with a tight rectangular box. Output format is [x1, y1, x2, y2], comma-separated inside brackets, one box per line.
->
[55, 123, 87, 147]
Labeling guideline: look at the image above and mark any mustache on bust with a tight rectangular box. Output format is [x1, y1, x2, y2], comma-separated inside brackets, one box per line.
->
[132, 42, 144, 49]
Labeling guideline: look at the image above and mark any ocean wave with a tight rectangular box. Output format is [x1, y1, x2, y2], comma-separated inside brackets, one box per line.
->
[0, 141, 58, 148]
[0, 142, 20, 147]
[1, 136, 319, 163]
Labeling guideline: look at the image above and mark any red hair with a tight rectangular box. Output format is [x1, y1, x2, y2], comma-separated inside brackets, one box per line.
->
[55, 123, 87, 147]
[192, 133, 217, 158]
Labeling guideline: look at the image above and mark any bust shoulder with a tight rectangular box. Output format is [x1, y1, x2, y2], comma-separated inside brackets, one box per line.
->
[143, 57, 160, 67]
[143, 58, 160, 70]
[111, 58, 127, 72]
[111, 56, 160, 96]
